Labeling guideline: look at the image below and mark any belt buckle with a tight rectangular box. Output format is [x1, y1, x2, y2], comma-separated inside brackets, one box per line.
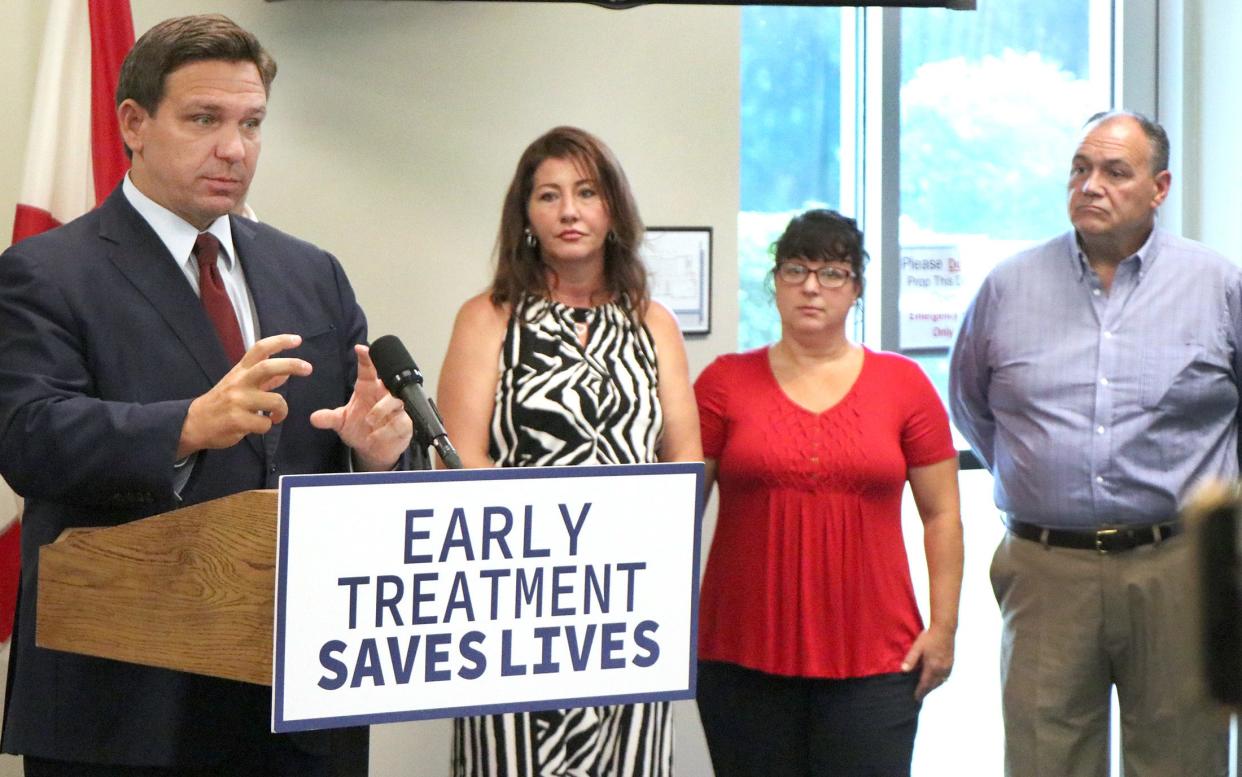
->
[1095, 527, 1119, 554]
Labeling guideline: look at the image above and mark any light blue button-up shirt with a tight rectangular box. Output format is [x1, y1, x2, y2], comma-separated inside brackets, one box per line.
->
[950, 228, 1242, 529]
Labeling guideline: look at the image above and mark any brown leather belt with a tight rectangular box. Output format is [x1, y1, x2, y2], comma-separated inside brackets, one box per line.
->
[1004, 515, 1180, 553]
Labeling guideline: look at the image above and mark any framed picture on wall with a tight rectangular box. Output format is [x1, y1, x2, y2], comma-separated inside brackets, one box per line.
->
[640, 226, 712, 335]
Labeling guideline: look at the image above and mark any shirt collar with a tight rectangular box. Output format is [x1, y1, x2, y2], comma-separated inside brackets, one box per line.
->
[122, 174, 237, 270]
[1069, 227, 1161, 281]
[1132, 227, 1161, 272]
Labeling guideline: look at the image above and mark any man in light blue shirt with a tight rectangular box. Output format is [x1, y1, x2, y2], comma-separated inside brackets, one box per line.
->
[951, 111, 1235, 777]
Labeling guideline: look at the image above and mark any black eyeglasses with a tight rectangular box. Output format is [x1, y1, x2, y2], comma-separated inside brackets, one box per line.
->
[775, 261, 856, 289]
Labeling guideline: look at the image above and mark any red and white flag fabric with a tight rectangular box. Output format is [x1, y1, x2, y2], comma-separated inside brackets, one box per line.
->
[2, 0, 134, 647]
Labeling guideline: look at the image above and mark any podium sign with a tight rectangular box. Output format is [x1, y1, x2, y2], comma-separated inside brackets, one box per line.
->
[273, 462, 704, 732]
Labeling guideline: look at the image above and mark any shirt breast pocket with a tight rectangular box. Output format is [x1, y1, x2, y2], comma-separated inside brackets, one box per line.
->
[1139, 341, 1230, 411]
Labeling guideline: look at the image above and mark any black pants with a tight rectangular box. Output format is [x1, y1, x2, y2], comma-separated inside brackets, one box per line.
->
[23, 728, 365, 777]
[696, 660, 921, 777]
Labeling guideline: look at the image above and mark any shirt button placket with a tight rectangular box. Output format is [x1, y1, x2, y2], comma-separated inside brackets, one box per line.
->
[1089, 287, 1116, 511]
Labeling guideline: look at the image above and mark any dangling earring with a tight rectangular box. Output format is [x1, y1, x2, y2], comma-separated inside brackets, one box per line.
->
[605, 230, 618, 244]
[524, 228, 538, 249]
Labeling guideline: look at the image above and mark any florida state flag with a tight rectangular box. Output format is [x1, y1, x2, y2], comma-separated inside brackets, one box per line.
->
[2, 0, 134, 645]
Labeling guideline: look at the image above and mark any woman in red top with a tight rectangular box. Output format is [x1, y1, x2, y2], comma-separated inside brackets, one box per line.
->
[694, 209, 963, 777]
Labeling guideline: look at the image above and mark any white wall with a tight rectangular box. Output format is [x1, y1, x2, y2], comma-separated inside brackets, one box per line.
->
[1187, 0, 1242, 255]
[1158, 0, 1242, 257]
[128, 0, 741, 386]
[1, 0, 741, 405]
[0, 2, 739, 775]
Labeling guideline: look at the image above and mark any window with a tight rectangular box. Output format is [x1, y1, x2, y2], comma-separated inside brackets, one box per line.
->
[897, 1, 1111, 400]
[738, 6, 846, 350]
[738, 4, 1118, 774]
[891, 6, 1115, 771]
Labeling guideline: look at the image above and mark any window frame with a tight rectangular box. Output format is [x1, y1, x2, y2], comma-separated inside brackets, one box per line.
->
[852, 0, 1156, 466]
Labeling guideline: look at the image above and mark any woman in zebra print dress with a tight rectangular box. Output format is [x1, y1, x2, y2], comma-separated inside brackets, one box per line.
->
[436, 126, 702, 776]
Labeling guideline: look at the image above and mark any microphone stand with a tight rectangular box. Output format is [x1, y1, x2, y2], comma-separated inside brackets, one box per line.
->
[407, 437, 433, 472]
[409, 397, 462, 471]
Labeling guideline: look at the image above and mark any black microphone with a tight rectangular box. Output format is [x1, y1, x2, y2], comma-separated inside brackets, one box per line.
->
[369, 335, 463, 470]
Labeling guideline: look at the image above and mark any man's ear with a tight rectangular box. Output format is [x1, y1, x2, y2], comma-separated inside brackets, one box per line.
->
[117, 99, 147, 156]
[1152, 169, 1172, 209]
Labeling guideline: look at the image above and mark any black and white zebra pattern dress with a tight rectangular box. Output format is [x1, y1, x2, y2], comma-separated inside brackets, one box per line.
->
[452, 295, 672, 777]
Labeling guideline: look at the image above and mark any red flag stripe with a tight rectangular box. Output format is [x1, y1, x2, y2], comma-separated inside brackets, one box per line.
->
[88, 0, 134, 205]
[4, 1, 134, 645]
[0, 519, 20, 642]
[11, 204, 64, 246]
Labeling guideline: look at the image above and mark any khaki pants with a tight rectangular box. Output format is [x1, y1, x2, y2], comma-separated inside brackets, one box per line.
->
[990, 531, 1228, 777]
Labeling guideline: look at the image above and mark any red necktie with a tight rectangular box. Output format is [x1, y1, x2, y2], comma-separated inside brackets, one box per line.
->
[193, 233, 246, 364]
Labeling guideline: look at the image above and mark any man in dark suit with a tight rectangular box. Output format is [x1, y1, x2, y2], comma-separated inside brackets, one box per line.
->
[0, 14, 412, 776]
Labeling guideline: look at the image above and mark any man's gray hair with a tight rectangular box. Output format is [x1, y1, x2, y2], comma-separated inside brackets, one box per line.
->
[1085, 110, 1170, 175]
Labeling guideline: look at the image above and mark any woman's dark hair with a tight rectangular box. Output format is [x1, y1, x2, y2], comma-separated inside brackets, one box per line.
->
[489, 126, 648, 320]
[772, 209, 868, 295]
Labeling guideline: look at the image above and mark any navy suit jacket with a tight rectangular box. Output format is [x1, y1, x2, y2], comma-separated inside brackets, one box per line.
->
[0, 186, 369, 766]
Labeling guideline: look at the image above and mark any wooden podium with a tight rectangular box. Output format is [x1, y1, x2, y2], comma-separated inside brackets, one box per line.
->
[35, 466, 705, 732]
[36, 489, 278, 686]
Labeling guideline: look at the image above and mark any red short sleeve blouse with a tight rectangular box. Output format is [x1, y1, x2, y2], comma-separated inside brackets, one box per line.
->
[695, 346, 956, 678]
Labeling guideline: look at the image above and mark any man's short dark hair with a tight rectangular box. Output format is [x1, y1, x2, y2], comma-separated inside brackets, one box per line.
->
[1085, 110, 1170, 175]
[116, 14, 277, 115]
